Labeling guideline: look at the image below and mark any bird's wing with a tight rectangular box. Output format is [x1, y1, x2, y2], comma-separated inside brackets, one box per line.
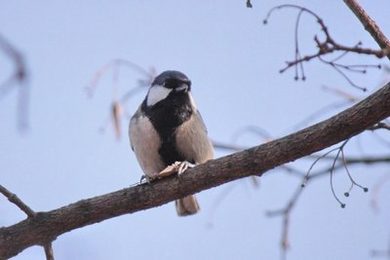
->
[175, 110, 214, 164]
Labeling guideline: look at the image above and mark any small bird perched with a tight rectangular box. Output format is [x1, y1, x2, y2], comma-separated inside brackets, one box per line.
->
[129, 70, 214, 216]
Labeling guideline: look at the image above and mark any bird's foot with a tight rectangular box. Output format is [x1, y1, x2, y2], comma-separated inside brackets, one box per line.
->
[149, 161, 195, 180]
[176, 161, 195, 176]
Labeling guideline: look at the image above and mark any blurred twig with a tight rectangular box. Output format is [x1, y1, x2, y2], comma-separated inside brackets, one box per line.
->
[370, 174, 390, 213]
[266, 183, 303, 260]
[87, 59, 154, 140]
[371, 232, 390, 259]
[0, 34, 29, 131]
[0, 34, 27, 96]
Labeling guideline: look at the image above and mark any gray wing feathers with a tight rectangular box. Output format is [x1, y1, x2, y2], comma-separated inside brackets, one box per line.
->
[175, 110, 214, 164]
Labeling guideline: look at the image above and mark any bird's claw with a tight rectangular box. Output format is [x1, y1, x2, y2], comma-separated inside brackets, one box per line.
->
[140, 161, 195, 183]
[176, 161, 195, 176]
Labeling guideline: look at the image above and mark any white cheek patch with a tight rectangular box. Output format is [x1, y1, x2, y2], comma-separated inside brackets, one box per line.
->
[146, 85, 172, 106]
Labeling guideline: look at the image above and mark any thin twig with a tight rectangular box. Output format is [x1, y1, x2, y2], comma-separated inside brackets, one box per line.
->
[0, 185, 55, 259]
[88, 59, 153, 139]
[370, 232, 390, 259]
[0, 185, 35, 217]
[0, 34, 29, 131]
[86, 59, 152, 97]
[263, 4, 385, 90]
[0, 34, 27, 96]
[370, 175, 390, 213]
[43, 243, 55, 260]
[266, 183, 304, 259]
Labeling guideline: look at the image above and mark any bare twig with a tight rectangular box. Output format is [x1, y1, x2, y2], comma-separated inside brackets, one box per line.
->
[231, 125, 272, 143]
[322, 85, 359, 102]
[370, 175, 390, 213]
[0, 34, 27, 96]
[0, 185, 35, 218]
[0, 34, 29, 131]
[265, 133, 387, 259]
[266, 183, 304, 260]
[86, 59, 152, 98]
[87, 59, 154, 139]
[212, 141, 247, 152]
[318, 56, 380, 91]
[371, 232, 390, 259]
[343, 0, 390, 61]
[0, 185, 55, 259]
[215, 123, 389, 260]
[263, 4, 385, 90]
[293, 100, 352, 129]
[111, 101, 123, 140]
[43, 243, 55, 260]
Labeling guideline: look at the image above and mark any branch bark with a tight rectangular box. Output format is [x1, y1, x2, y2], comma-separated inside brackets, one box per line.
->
[343, 0, 390, 60]
[1, 82, 390, 259]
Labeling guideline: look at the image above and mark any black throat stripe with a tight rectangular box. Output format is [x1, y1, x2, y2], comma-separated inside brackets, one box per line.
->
[142, 92, 193, 165]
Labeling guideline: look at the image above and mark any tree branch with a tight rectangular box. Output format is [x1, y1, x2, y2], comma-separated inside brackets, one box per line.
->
[343, 0, 390, 61]
[0, 185, 35, 218]
[263, 4, 386, 90]
[1, 82, 390, 259]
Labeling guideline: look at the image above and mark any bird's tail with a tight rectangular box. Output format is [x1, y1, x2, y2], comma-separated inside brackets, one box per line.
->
[175, 195, 200, 216]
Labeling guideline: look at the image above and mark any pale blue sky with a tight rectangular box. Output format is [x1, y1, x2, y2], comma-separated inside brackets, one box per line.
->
[1, 1, 389, 260]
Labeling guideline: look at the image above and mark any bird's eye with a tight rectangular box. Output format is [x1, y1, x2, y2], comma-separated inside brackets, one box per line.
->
[164, 79, 176, 89]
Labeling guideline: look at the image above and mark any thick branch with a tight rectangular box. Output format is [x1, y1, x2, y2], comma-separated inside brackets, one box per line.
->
[1, 82, 390, 259]
[343, 0, 390, 60]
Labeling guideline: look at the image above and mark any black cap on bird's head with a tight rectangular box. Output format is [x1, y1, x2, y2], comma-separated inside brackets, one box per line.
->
[152, 70, 192, 91]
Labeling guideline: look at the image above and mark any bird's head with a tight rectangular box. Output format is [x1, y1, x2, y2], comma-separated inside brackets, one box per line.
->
[146, 70, 192, 107]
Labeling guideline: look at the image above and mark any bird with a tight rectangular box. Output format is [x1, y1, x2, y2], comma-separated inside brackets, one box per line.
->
[129, 70, 214, 216]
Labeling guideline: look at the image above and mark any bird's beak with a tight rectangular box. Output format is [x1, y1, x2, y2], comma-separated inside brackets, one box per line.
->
[175, 83, 190, 92]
